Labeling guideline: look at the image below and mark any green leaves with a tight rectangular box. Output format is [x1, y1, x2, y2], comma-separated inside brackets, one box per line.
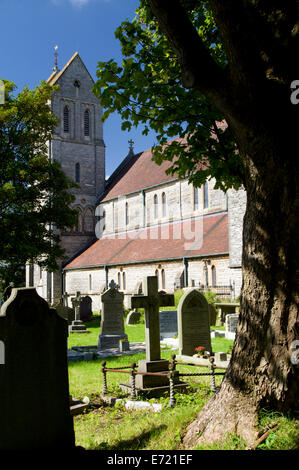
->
[0, 81, 78, 287]
[93, 3, 243, 191]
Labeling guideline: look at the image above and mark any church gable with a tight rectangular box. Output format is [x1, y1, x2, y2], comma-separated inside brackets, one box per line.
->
[47, 52, 96, 104]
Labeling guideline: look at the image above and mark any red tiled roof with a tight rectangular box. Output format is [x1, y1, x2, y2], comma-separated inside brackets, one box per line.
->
[101, 148, 178, 202]
[64, 213, 228, 269]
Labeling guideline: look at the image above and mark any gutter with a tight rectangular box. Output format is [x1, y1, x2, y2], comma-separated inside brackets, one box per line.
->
[62, 251, 229, 272]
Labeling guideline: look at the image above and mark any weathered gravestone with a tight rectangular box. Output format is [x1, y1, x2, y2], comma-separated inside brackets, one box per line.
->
[159, 310, 178, 339]
[208, 303, 217, 326]
[178, 288, 212, 357]
[225, 313, 239, 340]
[69, 291, 88, 333]
[80, 295, 92, 322]
[0, 288, 75, 450]
[98, 280, 128, 350]
[126, 309, 141, 325]
[54, 297, 75, 325]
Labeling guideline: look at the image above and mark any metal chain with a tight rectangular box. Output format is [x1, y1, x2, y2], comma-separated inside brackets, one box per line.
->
[101, 361, 108, 395]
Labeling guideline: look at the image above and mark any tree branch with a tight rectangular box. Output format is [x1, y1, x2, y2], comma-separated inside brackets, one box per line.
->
[146, 0, 233, 116]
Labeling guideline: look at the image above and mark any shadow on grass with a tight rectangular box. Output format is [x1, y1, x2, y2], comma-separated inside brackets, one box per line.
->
[93, 424, 167, 451]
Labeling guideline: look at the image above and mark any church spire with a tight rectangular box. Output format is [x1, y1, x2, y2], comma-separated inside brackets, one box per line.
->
[53, 45, 59, 73]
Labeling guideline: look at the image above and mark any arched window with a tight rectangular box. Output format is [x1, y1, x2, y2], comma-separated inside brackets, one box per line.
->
[204, 264, 209, 287]
[212, 265, 217, 287]
[117, 272, 121, 288]
[84, 208, 94, 233]
[125, 202, 129, 225]
[75, 208, 83, 232]
[84, 109, 90, 137]
[162, 192, 166, 217]
[102, 210, 106, 231]
[154, 194, 158, 219]
[203, 182, 209, 209]
[161, 269, 166, 289]
[122, 272, 126, 291]
[63, 105, 70, 133]
[155, 269, 159, 289]
[75, 163, 80, 183]
[194, 187, 199, 210]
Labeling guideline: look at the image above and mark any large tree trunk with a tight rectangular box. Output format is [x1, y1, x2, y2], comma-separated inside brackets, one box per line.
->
[146, 0, 299, 448]
[184, 124, 299, 448]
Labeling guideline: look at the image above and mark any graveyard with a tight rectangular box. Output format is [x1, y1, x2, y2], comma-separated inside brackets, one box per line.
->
[0, 281, 297, 451]
[64, 283, 297, 451]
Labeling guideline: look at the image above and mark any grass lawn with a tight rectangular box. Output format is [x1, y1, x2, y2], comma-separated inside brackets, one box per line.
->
[67, 316, 298, 450]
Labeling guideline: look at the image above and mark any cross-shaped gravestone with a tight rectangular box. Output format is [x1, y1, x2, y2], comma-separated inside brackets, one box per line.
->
[131, 276, 174, 362]
[69, 291, 89, 333]
[72, 291, 81, 321]
[109, 279, 119, 290]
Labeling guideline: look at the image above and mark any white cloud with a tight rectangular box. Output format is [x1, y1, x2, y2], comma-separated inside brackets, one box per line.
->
[69, 0, 90, 7]
[51, 0, 111, 8]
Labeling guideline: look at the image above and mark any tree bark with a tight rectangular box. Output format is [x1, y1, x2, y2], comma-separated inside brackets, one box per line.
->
[146, 0, 299, 447]
[184, 136, 299, 447]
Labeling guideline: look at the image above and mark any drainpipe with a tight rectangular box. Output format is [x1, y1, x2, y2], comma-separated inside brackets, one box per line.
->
[183, 257, 188, 287]
[141, 190, 146, 227]
[105, 265, 109, 289]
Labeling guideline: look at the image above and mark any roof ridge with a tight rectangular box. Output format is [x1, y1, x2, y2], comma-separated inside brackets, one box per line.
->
[46, 52, 94, 86]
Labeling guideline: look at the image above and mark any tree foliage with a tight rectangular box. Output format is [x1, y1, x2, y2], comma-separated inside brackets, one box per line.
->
[93, 1, 243, 192]
[0, 80, 78, 289]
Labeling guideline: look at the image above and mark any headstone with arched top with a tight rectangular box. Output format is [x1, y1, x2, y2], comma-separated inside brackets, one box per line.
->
[0, 287, 75, 450]
[178, 288, 212, 357]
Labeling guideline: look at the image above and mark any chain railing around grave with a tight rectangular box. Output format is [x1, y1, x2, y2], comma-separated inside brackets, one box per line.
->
[101, 354, 226, 408]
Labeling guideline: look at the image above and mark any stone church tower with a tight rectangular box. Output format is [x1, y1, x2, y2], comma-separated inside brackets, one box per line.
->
[26, 52, 105, 303]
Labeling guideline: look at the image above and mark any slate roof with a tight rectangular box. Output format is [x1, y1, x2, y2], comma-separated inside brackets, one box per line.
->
[64, 212, 228, 270]
[100, 147, 178, 202]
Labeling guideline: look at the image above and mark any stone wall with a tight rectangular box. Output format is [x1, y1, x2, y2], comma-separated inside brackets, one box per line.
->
[99, 177, 227, 238]
[63, 253, 244, 312]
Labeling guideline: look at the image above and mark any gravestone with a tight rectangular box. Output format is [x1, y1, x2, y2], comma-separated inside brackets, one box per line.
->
[215, 302, 240, 325]
[126, 309, 141, 325]
[55, 301, 75, 325]
[98, 280, 128, 350]
[225, 313, 239, 340]
[126, 276, 186, 395]
[0, 288, 75, 450]
[69, 291, 88, 333]
[208, 303, 217, 326]
[80, 295, 92, 322]
[178, 288, 212, 357]
[159, 310, 178, 339]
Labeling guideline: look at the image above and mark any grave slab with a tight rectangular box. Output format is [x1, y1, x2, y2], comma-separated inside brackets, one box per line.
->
[0, 287, 75, 450]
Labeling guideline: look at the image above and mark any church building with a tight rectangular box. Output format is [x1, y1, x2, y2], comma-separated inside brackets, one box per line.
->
[26, 53, 246, 310]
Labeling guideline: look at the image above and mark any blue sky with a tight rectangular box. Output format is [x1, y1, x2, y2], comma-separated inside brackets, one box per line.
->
[0, 0, 158, 177]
